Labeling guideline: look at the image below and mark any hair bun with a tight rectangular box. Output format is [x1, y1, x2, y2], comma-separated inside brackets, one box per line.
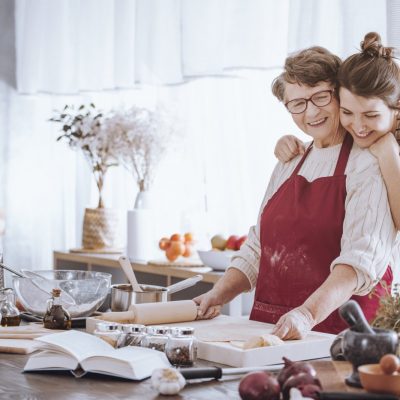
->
[361, 32, 394, 59]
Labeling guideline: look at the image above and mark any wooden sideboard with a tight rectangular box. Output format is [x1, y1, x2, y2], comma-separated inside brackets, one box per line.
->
[53, 251, 248, 315]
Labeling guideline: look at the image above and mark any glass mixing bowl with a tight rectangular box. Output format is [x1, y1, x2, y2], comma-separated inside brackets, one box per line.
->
[13, 270, 111, 318]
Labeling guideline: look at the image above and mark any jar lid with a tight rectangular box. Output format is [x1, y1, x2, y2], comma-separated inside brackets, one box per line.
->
[95, 322, 120, 332]
[170, 326, 195, 336]
[119, 324, 146, 333]
[146, 325, 170, 335]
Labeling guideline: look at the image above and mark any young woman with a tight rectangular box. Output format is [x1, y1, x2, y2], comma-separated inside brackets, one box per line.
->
[194, 42, 396, 339]
[275, 32, 400, 230]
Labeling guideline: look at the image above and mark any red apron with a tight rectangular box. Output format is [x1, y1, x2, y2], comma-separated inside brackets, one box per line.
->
[249, 134, 392, 334]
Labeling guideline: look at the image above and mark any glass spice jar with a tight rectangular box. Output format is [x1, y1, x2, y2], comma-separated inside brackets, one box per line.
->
[93, 322, 122, 348]
[141, 326, 169, 352]
[0, 288, 21, 327]
[117, 324, 146, 348]
[165, 327, 197, 367]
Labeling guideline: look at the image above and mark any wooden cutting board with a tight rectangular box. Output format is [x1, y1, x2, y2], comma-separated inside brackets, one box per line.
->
[0, 339, 41, 354]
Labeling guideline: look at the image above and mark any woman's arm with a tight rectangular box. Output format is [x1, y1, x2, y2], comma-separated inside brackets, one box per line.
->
[193, 268, 251, 319]
[370, 133, 400, 230]
[272, 264, 357, 339]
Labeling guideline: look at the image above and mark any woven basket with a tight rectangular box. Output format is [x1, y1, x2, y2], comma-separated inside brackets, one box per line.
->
[82, 208, 119, 250]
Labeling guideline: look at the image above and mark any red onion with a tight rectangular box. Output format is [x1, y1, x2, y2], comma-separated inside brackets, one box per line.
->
[239, 371, 280, 400]
[277, 357, 317, 387]
[282, 372, 321, 400]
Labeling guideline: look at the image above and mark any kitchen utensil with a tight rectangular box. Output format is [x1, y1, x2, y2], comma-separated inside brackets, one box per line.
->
[111, 283, 168, 311]
[339, 300, 375, 334]
[342, 328, 398, 387]
[179, 367, 397, 399]
[111, 275, 203, 311]
[99, 299, 198, 324]
[118, 256, 143, 292]
[164, 274, 203, 294]
[339, 300, 398, 387]
[13, 270, 111, 318]
[21, 269, 76, 306]
[359, 363, 400, 396]
[0, 262, 75, 305]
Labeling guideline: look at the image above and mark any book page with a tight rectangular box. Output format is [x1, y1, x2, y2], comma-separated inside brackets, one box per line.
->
[35, 331, 114, 362]
[81, 346, 170, 380]
[24, 350, 79, 371]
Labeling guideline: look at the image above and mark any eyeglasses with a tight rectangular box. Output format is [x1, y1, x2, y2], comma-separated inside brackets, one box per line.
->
[285, 90, 334, 114]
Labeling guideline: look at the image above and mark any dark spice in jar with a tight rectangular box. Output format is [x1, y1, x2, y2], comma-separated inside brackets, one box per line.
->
[148, 342, 166, 352]
[166, 345, 194, 366]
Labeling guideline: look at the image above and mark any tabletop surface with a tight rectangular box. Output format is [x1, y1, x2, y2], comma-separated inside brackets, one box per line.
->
[0, 352, 364, 400]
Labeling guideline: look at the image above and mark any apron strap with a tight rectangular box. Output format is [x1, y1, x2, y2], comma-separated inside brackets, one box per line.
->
[333, 133, 353, 176]
[291, 142, 314, 177]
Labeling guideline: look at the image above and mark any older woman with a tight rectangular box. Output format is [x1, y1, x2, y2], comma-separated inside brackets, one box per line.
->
[194, 44, 397, 339]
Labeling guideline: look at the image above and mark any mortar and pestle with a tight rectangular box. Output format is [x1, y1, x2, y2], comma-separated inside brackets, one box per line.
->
[338, 300, 398, 387]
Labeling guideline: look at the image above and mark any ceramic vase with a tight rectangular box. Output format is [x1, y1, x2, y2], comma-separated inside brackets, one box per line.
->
[127, 191, 154, 262]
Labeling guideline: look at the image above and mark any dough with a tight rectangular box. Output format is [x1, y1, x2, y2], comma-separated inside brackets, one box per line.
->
[230, 333, 284, 349]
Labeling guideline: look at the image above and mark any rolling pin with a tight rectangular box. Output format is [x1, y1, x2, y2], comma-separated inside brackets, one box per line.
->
[97, 300, 198, 325]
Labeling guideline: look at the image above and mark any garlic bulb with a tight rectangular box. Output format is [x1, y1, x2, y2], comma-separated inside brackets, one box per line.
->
[151, 368, 186, 395]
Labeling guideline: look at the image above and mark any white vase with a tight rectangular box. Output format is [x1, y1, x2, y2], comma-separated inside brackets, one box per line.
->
[127, 191, 154, 262]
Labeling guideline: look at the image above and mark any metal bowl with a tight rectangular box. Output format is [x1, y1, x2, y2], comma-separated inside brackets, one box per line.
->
[13, 270, 112, 318]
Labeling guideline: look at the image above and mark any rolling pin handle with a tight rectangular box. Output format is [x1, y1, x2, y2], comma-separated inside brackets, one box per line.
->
[179, 367, 223, 380]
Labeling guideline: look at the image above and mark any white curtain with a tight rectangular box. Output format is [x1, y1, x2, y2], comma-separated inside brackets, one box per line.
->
[1, 0, 391, 276]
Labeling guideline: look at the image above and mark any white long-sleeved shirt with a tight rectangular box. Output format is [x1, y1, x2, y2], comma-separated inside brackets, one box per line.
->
[230, 142, 398, 296]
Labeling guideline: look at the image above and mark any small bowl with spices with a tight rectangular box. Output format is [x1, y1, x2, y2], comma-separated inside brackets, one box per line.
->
[165, 326, 197, 367]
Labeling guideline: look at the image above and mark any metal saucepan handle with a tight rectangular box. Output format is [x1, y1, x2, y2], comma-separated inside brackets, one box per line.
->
[166, 274, 203, 294]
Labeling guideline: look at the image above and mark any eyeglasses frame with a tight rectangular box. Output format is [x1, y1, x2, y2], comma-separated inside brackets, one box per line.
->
[285, 89, 335, 114]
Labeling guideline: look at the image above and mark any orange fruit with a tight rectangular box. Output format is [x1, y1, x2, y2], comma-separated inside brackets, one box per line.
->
[159, 237, 170, 250]
[184, 232, 194, 243]
[166, 247, 179, 262]
[170, 233, 182, 242]
[182, 243, 193, 258]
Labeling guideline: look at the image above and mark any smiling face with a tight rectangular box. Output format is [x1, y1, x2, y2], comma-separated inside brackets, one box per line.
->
[339, 87, 398, 148]
[284, 81, 342, 148]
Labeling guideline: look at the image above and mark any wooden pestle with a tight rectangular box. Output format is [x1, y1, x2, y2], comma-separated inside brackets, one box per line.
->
[97, 300, 198, 325]
[339, 300, 375, 334]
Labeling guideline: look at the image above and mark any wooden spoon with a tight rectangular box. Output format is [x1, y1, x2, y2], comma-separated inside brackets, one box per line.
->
[118, 256, 143, 292]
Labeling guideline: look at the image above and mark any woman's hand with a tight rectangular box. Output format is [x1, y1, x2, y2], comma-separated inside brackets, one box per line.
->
[192, 268, 251, 320]
[271, 306, 315, 340]
[274, 135, 305, 163]
[193, 290, 222, 320]
[369, 132, 399, 159]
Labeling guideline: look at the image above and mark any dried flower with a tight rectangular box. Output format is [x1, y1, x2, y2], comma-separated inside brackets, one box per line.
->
[371, 282, 400, 332]
[106, 106, 174, 195]
[50, 104, 119, 208]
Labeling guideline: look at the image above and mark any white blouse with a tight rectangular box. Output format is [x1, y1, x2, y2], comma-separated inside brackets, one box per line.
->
[230, 142, 398, 296]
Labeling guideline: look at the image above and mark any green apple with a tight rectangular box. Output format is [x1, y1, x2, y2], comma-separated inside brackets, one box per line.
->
[211, 234, 227, 250]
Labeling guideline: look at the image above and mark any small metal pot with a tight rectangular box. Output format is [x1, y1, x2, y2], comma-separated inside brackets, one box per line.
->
[111, 284, 168, 311]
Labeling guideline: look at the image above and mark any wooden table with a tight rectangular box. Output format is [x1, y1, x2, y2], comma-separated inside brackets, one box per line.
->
[0, 353, 362, 400]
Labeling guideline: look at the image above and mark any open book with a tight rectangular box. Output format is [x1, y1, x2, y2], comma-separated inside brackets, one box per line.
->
[24, 330, 170, 380]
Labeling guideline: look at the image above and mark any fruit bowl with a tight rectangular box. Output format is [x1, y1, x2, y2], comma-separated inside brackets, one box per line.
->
[13, 270, 112, 318]
[197, 250, 238, 271]
[359, 364, 400, 396]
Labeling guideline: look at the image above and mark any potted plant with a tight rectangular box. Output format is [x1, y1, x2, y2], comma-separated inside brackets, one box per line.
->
[50, 104, 120, 251]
